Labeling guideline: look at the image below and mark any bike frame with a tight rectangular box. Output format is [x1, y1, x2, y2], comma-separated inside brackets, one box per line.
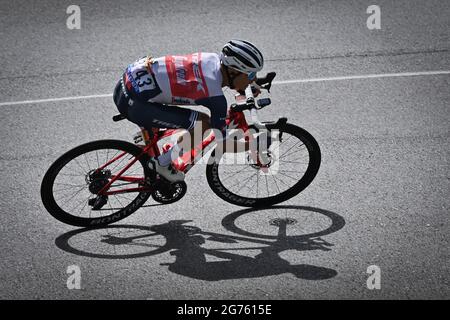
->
[97, 108, 252, 196]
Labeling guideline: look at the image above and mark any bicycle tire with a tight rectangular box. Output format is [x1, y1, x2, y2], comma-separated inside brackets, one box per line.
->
[41, 139, 151, 227]
[205, 123, 321, 207]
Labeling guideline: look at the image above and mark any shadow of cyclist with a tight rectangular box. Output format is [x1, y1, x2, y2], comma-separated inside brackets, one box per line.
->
[157, 221, 337, 281]
[55, 205, 345, 281]
[153, 206, 344, 281]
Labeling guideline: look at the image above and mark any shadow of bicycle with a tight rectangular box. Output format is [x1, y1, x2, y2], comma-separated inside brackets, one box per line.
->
[55, 205, 345, 281]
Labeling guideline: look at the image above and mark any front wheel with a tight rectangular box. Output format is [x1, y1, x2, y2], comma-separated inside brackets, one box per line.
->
[41, 140, 152, 227]
[206, 123, 321, 207]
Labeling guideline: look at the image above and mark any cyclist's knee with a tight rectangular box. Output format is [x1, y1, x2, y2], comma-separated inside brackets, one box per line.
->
[196, 112, 211, 130]
[197, 112, 209, 124]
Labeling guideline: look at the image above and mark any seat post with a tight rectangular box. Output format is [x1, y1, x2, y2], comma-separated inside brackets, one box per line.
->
[140, 127, 153, 145]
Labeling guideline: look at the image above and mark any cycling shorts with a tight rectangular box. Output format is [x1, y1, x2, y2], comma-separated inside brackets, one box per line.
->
[113, 79, 199, 131]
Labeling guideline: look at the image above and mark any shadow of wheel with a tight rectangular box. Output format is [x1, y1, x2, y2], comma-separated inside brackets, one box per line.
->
[55, 225, 169, 259]
[221, 205, 346, 241]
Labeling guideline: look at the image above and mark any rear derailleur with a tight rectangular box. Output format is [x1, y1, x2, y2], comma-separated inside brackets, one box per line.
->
[86, 169, 111, 210]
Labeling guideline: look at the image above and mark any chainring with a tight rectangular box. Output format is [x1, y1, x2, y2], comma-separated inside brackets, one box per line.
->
[151, 180, 187, 204]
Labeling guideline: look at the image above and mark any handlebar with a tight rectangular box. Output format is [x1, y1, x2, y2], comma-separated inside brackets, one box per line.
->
[230, 72, 277, 129]
[231, 72, 276, 109]
[237, 72, 277, 96]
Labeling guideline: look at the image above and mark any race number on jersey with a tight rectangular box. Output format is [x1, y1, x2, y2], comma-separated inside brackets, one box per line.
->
[125, 57, 162, 100]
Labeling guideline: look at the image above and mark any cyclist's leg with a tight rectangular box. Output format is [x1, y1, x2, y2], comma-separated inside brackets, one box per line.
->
[126, 99, 211, 172]
[159, 112, 211, 167]
[127, 100, 196, 131]
[170, 112, 211, 161]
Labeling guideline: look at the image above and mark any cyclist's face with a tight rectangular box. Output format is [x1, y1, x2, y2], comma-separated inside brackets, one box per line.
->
[231, 71, 254, 91]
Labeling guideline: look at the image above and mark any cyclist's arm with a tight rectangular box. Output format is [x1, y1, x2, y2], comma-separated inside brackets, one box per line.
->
[195, 95, 249, 153]
[195, 95, 228, 141]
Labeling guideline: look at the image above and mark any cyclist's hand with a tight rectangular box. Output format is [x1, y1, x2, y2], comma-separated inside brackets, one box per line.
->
[251, 84, 261, 97]
[237, 84, 261, 97]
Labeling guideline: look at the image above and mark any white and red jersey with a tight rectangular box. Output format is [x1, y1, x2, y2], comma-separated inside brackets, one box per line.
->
[124, 52, 223, 105]
[122, 52, 228, 132]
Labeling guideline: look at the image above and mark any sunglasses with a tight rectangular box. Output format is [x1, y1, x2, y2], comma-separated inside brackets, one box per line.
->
[248, 72, 256, 81]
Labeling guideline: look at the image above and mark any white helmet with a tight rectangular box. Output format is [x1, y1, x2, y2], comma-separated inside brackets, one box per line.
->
[221, 39, 264, 74]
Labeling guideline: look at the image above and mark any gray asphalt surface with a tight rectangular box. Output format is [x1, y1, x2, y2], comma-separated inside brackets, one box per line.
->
[0, 0, 449, 299]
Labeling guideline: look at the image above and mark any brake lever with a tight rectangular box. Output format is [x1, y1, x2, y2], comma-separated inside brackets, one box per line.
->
[256, 72, 276, 92]
[236, 72, 277, 95]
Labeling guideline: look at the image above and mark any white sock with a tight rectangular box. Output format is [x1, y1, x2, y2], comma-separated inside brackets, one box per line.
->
[157, 144, 182, 167]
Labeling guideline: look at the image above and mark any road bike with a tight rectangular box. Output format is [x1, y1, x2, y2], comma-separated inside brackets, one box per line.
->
[41, 73, 321, 227]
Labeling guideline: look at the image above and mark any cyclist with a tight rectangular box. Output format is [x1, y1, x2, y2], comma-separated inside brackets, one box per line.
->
[113, 39, 264, 182]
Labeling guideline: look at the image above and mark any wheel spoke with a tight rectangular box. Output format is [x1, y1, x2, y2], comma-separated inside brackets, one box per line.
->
[108, 150, 126, 173]
[279, 159, 308, 165]
[113, 195, 124, 209]
[56, 185, 88, 206]
[277, 169, 306, 174]
[58, 173, 84, 177]
[77, 197, 90, 216]
[279, 134, 293, 145]
[96, 150, 100, 169]
[256, 171, 259, 198]
[278, 140, 303, 158]
[54, 182, 86, 188]
[264, 174, 270, 197]
[68, 195, 89, 214]
[280, 152, 309, 162]
[273, 170, 300, 181]
[73, 157, 88, 175]
[105, 149, 110, 170]
[83, 153, 91, 172]
[270, 172, 282, 195]
[225, 169, 258, 190]
[269, 169, 293, 189]
[279, 146, 307, 160]
[234, 171, 259, 195]
[54, 184, 86, 199]
[53, 185, 86, 193]
[220, 164, 251, 183]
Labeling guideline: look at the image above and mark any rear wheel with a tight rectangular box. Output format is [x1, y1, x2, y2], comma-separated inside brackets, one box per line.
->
[41, 140, 151, 227]
[206, 123, 321, 207]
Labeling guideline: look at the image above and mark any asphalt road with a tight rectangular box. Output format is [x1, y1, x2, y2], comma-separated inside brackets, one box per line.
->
[0, 0, 449, 299]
